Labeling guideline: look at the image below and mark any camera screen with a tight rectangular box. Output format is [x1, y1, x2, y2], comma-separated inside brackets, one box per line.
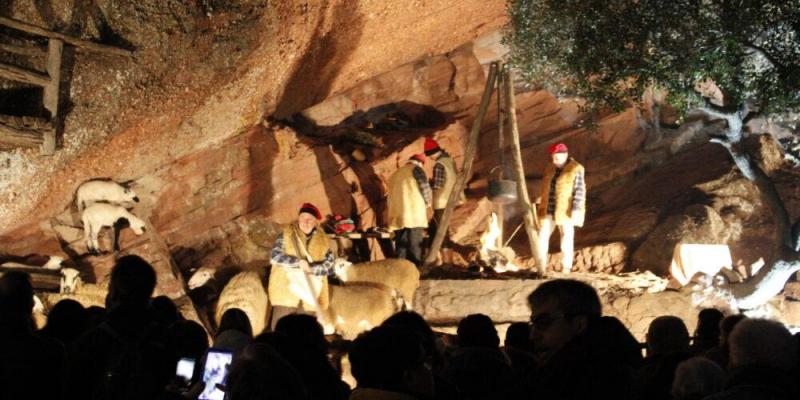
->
[175, 357, 195, 382]
[198, 349, 233, 400]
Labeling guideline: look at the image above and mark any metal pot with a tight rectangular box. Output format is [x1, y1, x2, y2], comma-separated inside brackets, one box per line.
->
[488, 179, 517, 204]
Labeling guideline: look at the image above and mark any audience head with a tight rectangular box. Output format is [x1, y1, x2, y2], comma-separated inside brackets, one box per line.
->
[349, 325, 433, 398]
[505, 322, 533, 352]
[151, 295, 182, 325]
[527, 279, 601, 359]
[382, 311, 440, 370]
[106, 255, 156, 308]
[694, 308, 723, 348]
[647, 316, 690, 356]
[728, 318, 797, 371]
[274, 313, 324, 354]
[671, 357, 725, 400]
[719, 314, 746, 346]
[219, 308, 253, 338]
[0, 271, 35, 329]
[457, 313, 500, 349]
[226, 343, 308, 400]
[168, 319, 209, 362]
[41, 298, 89, 344]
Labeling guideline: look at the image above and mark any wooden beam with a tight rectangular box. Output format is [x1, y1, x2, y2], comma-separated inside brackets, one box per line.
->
[424, 62, 499, 267]
[0, 120, 45, 148]
[0, 264, 61, 291]
[0, 42, 45, 57]
[0, 61, 49, 86]
[42, 38, 62, 154]
[0, 16, 133, 57]
[504, 67, 543, 273]
[495, 70, 505, 248]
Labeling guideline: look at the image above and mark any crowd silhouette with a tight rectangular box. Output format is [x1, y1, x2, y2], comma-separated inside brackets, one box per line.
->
[0, 254, 798, 400]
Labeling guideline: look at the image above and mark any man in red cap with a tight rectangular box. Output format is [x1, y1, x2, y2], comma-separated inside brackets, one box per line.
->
[387, 153, 433, 266]
[536, 143, 586, 273]
[425, 137, 464, 248]
[268, 202, 335, 328]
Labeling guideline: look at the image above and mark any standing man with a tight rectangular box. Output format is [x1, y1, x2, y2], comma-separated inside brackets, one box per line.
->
[425, 137, 463, 247]
[268, 203, 335, 330]
[536, 143, 585, 273]
[387, 154, 432, 266]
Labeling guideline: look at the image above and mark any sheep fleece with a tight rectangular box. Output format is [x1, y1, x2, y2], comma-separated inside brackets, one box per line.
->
[215, 272, 269, 334]
[339, 258, 419, 308]
[323, 283, 399, 340]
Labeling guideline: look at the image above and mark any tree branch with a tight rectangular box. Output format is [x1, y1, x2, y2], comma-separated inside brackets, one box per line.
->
[743, 41, 786, 71]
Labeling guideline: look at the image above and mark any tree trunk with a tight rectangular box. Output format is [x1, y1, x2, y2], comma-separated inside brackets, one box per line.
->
[701, 103, 800, 309]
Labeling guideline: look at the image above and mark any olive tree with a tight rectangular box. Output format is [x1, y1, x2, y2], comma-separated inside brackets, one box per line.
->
[506, 0, 800, 308]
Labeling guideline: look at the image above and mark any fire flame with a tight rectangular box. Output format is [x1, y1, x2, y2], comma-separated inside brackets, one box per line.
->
[479, 213, 519, 273]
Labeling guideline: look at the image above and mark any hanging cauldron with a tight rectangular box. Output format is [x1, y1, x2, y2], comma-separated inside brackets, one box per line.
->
[488, 172, 517, 204]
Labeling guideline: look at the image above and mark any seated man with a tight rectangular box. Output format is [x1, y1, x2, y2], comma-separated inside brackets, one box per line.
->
[516, 279, 632, 400]
[268, 203, 335, 330]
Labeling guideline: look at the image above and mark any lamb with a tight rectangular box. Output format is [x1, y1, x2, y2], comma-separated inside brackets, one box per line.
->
[81, 202, 147, 253]
[43, 268, 108, 309]
[333, 258, 420, 309]
[319, 282, 401, 340]
[75, 179, 139, 212]
[215, 271, 269, 335]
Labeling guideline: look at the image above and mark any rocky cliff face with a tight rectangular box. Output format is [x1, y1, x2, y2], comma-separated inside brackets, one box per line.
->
[1, 1, 798, 313]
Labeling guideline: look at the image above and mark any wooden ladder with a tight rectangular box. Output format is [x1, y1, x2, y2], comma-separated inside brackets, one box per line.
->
[0, 15, 132, 154]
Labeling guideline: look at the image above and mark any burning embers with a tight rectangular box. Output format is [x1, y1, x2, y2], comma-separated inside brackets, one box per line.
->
[477, 213, 520, 273]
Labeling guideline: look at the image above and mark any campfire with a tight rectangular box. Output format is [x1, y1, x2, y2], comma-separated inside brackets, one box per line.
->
[477, 213, 520, 273]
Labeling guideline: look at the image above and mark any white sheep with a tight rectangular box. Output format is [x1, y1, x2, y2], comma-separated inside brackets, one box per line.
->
[334, 258, 420, 309]
[319, 282, 401, 340]
[188, 266, 216, 290]
[81, 203, 147, 253]
[44, 268, 108, 309]
[215, 271, 269, 335]
[75, 179, 139, 212]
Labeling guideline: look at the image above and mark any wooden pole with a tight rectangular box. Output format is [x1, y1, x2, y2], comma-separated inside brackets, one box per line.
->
[0, 61, 50, 86]
[0, 122, 44, 148]
[495, 67, 505, 249]
[424, 62, 499, 267]
[0, 42, 46, 57]
[504, 67, 543, 272]
[42, 38, 63, 154]
[0, 16, 133, 57]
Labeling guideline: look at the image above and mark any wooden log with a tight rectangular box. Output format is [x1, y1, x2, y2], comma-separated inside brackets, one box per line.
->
[504, 67, 543, 272]
[0, 264, 61, 291]
[424, 62, 499, 267]
[0, 121, 44, 148]
[42, 38, 63, 155]
[0, 16, 133, 57]
[0, 61, 49, 86]
[0, 42, 46, 57]
[495, 68, 505, 249]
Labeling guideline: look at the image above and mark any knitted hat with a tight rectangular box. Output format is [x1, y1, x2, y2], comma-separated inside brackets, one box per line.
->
[549, 142, 569, 155]
[411, 154, 426, 163]
[298, 203, 322, 220]
[424, 137, 441, 156]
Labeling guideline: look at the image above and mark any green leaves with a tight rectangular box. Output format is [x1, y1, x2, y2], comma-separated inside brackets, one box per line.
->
[505, 0, 800, 117]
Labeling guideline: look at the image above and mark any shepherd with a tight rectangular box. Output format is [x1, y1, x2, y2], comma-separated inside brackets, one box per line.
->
[386, 153, 432, 266]
[267, 203, 335, 329]
[536, 143, 586, 273]
[425, 137, 464, 249]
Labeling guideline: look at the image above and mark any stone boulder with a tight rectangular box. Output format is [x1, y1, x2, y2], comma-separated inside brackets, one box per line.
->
[632, 205, 732, 276]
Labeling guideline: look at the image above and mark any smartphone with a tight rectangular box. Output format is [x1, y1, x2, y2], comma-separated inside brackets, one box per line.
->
[175, 357, 195, 382]
[198, 348, 234, 400]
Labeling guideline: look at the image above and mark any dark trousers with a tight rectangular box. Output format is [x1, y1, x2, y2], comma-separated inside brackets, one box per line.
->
[429, 209, 451, 246]
[394, 227, 424, 266]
